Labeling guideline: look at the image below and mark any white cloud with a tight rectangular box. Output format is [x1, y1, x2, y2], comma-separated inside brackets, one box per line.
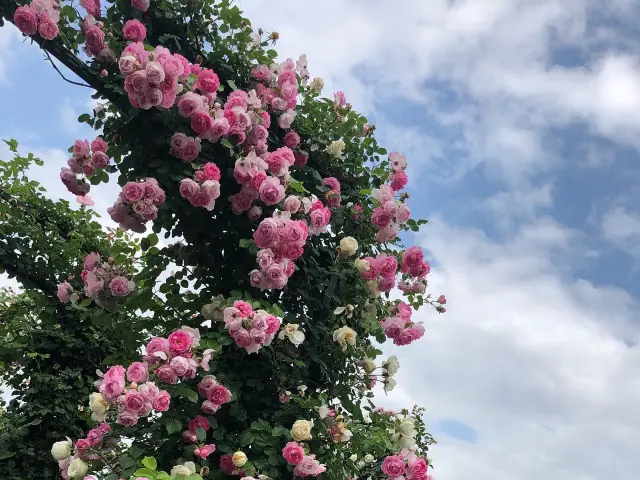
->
[600, 206, 640, 259]
[0, 23, 19, 86]
[378, 218, 640, 480]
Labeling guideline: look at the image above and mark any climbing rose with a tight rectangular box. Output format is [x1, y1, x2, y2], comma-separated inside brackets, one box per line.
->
[13, 6, 37, 36]
[130, 0, 150, 12]
[282, 442, 305, 465]
[122, 19, 147, 42]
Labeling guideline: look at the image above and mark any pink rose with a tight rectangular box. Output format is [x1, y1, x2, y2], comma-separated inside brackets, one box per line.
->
[126, 362, 149, 383]
[378, 254, 398, 278]
[38, 17, 59, 41]
[397, 302, 412, 320]
[264, 262, 287, 289]
[177, 92, 204, 117]
[117, 410, 139, 426]
[233, 300, 253, 317]
[209, 117, 230, 138]
[155, 364, 178, 384]
[84, 252, 101, 270]
[371, 207, 392, 228]
[130, 0, 150, 12]
[57, 282, 72, 303]
[99, 377, 125, 401]
[191, 109, 214, 135]
[145, 337, 170, 361]
[233, 328, 252, 348]
[256, 249, 274, 270]
[322, 177, 341, 193]
[438, 295, 446, 304]
[73, 139, 91, 159]
[402, 246, 424, 272]
[253, 218, 278, 248]
[180, 137, 201, 162]
[252, 64, 272, 82]
[124, 389, 145, 412]
[170, 356, 190, 376]
[13, 5, 37, 36]
[333, 91, 346, 107]
[152, 390, 171, 411]
[122, 182, 144, 202]
[85, 25, 106, 56]
[91, 151, 109, 169]
[207, 384, 231, 405]
[259, 177, 285, 206]
[179, 178, 199, 199]
[195, 69, 220, 94]
[278, 109, 296, 129]
[123, 19, 147, 42]
[396, 203, 411, 223]
[202, 400, 220, 414]
[168, 330, 192, 354]
[390, 170, 408, 191]
[188, 415, 210, 433]
[376, 223, 399, 243]
[293, 455, 326, 477]
[382, 455, 405, 477]
[109, 276, 132, 297]
[80, 0, 100, 17]
[196, 444, 216, 459]
[138, 381, 159, 401]
[265, 316, 281, 335]
[198, 375, 218, 397]
[249, 269, 264, 287]
[410, 261, 431, 279]
[381, 317, 404, 339]
[145, 61, 165, 85]
[248, 205, 263, 221]
[118, 55, 138, 75]
[282, 442, 305, 465]
[283, 196, 301, 213]
[408, 455, 428, 478]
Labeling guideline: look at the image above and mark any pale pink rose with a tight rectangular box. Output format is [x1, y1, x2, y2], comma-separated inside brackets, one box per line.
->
[122, 182, 144, 202]
[396, 203, 411, 223]
[376, 223, 399, 243]
[408, 455, 428, 478]
[179, 178, 199, 199]
[57, 282, 72, 303]
[76, 194, 94, 206]
[138, 381, 159, 401]
[124, 389, 145, 412]
[170, 356, 190, 376]
[38, 16, 59, 41]
[116, 410, 138, 426]
[278, 109, 296, 129]
[208, 384, 232, 405]
[198, 375, 218, 397]
[145, 61, 165, 85]
[109, 276, 132, 297]
[83, 271, 104, 298]
[155, 364, 178, 384]
[256, 248, 275, 270]
[152, 390, 171, 411]
[126, 362, 149, 383]
[253, 218, 278, 248]
[13, 5, 38, 36]
[118, 55, 138, 75]
[180, 137, 201, 162]
[252, 64, 272, 82]
[130, 0, 150, 12]
[84, 252, 101, 270]
[378, 276, 395, 292]
[249, 269, 264, 287]
[371, 207, 392, 228]
[127, 70, 149, 94]
[177, 92, 204, 117]
[259, 177, 285, 206]
[264, 262, 286, 288]
[390, 152, 408, 170]
[233, 328, 252, 348]
[333, 91, 346, 107]
[122, 19, 147, 42]
[145, 337, 170, 361]
[191, 109, 214, 134]
[283, 196, 301, 213]
[282, 442, 305, 465]
[248, 205, 263, 221]
[293, 455, 326, 477]
[381, 317, 404, 339]
[201, 400, 220, 414]
[97, 47, 117, 64]
[73, 139, 91, 158]
[209, 117, 230, 139]
[99, 377, 125, 401]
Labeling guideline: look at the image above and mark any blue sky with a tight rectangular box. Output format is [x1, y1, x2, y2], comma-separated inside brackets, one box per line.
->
[3, 1, 640, 479]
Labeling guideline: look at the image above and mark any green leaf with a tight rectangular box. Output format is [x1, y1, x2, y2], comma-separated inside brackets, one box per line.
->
[165, 418, 182, 435]
[196, 426, 207, 442]
[78, 113, 91, 123]
[141, 457, 158, 470]
[186, 475, 203, 480]
[239, 430, 254, 445]
[221, 138, 233, 149]
[0, 451, 14, 460]
[228, 79, 237, 90]
[156, 473, 171, 480]
[133, 468, 156, 477]
[128, 445, 143, 459]
[119, 456, 136, 468]
[4, 138, 18, 152]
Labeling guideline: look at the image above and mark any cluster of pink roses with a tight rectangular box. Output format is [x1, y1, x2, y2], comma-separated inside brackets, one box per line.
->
[250, 215, 308, 290]
[119, 42, 193, 110]
[13, 0, 60, 40]
[371, 184, 411, 244]
[96, 363, 171, 426]
[222, 300, 281, 353]
[397, 246, 431, 294]
[382, 450, 429, 480]
[380, 301, 425, 347]
[72, 423, 111, 460]
[179, 162, 222, 211]
[358, 253, 399, 293]
[60, 137, 110, 199]
[57, 252, 135, 306]
[169, 132, 202, 162]
[282, 442, 326, 477]
[388, 152, 409, 191]
[107, 178, 165, 232]
[196, 374, 232, 415]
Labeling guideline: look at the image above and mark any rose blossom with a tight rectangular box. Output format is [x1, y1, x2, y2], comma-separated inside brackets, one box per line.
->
[150, 390, 170, 411]
[195, 69, 220, 94]
[402, 246, 424, 272]
[208, 384, 231, 405]
[282, 442, 305, 465]
[38, 17, 59, 41]
[382, 455, 405, 477]
[259, 177, 285, 206]
[168, 330, 192, 354]
[155, 364, 178, 384]
[170, 356, 190, 376]
[109, 276, 132, 296]
[13, 5, 38, 36]
[126, 362, 149, 383]
[130, 0, 150, 12]
[123, 19, 147, 42]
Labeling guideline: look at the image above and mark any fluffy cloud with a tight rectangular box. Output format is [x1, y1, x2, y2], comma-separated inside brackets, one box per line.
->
[378, 217, 640, 480]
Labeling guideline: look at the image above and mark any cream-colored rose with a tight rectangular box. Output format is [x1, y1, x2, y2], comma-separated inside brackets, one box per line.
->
[333, 326, 357, 351]
[291, 419, 313, 441]
[318, 405, 330, 419]
[354, 258, 370, 274]
[232, 451, 248, 467]
[364, 454, 375, 463]
[89, 392, 107, 422]
[338, 236, 358, 256]
[326, 139, 345, 158]
[349, 453, 358, 461]
[363, 358, 376, 374]
[383, 377, 397, 393]
[310, 77, 324, 93]
[51, 439, 72, 461]
[171, 461, 197, 477]
[67, 458, 88, 479]
[278, 323, 305, 346]
[398, 418, 416, 436]
[383, 355, 400, 376]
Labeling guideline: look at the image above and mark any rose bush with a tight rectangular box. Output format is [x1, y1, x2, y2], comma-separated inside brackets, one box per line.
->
[0, 1, 448, 479]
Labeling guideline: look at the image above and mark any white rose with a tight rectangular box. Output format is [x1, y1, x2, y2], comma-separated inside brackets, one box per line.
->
[398, 418, 416, 436]
[171, 462, 196, 477]
[349, 453, 358, 461]
[232, 451, 248, 467]
[340, 429, 353, 442]
[67, 458, 88, 479]
[332, 326, 357, 351]
[384, 355, 400, 376]
[50, 439, 71, 461]
[310, 77, 324, 92]
[279, 323, 305, 346]
[364, 454, 375, 463]
[363, 358, 376, 374]
[88, 392, 106, 422]
[291, 419, 313, 441]
[383, 377, 397, 393]
[354, 258, 370, 274]
[318, 405, 331, 419]
[339, 237, 358, 256]
[397, 434, 416, 449]
[326, 139, 345, 158]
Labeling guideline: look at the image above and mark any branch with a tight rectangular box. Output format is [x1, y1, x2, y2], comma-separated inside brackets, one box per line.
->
[43, 50, 92, 89]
